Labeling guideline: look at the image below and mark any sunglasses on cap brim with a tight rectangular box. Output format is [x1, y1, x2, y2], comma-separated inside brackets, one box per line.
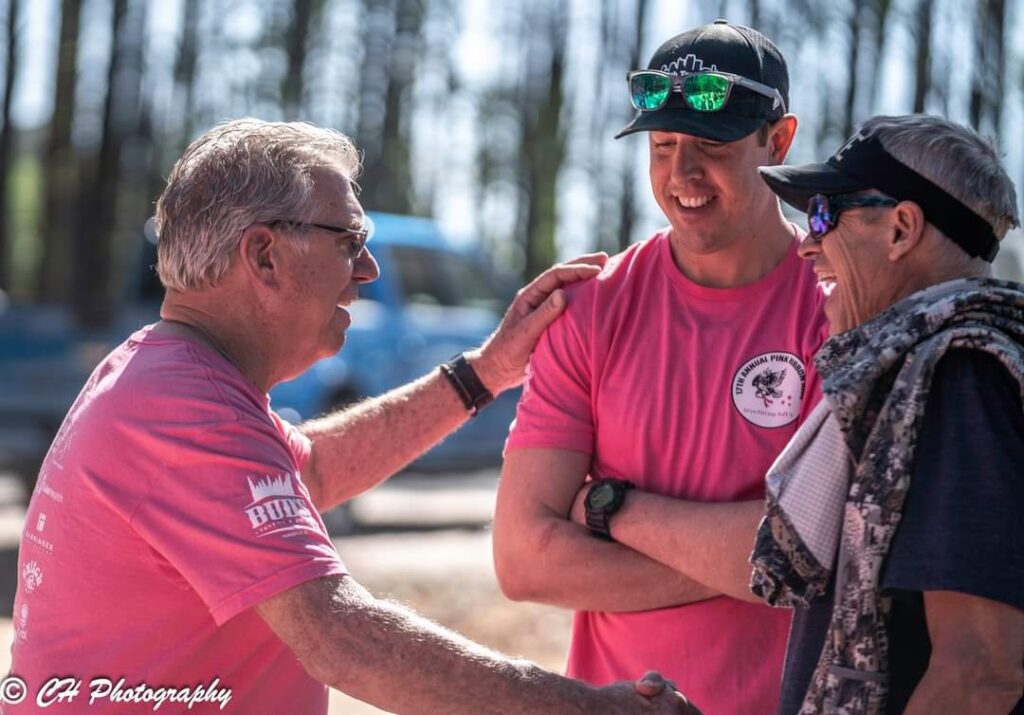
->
[627, 69, 785, 114]
[806, 193, 898, 240]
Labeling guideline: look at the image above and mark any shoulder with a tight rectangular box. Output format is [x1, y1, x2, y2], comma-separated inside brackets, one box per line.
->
[559, 231, 666, 313]
[89, 331, 273, 435]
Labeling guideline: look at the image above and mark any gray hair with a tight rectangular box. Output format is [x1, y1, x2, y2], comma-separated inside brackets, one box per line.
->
[864, 114, 1020, 244]
[155, 118, 362, 291]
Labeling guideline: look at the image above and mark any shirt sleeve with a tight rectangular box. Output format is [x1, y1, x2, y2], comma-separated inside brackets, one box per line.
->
[505, 287, 595, 454]
[116, 394, 346, 625]
[882, 349, 1024, 611]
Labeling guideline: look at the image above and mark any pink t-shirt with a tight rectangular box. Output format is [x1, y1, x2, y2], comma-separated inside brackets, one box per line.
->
[507, 229, 828, 715]
[9, 327, 346, 714]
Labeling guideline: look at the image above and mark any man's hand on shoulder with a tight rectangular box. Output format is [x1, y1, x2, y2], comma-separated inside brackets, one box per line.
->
[471, 252, 607, 394]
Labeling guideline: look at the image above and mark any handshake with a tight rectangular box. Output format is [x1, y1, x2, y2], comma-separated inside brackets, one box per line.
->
[595, 671, 702, 714]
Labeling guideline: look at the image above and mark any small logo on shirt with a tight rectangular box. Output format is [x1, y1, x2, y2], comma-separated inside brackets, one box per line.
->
[243, 474, 315, 538]
[14, 604, 28, 643]
[22, 561, 43, 593]
[36, 514, 46, 532]
[732, 352, 806, 428]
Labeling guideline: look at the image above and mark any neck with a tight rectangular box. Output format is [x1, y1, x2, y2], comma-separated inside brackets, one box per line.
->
[158, 296, 275, 392]
[670, 210, 796, 288]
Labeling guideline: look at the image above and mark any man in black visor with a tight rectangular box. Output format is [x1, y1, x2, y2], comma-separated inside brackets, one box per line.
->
[753, 114, 1024, 714]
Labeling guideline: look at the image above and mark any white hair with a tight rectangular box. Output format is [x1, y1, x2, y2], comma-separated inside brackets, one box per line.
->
[155, 118, 362, 291]
[865, 114, 1019, 242]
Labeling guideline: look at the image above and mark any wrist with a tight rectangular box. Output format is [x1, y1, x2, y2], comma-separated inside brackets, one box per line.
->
[463, 348, 508, 396]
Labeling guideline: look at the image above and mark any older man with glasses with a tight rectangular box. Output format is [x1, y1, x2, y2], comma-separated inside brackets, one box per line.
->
[753, 114, 1023, 714]
[10, 118, 699, 714]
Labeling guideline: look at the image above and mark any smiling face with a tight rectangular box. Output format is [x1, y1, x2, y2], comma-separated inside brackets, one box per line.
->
[797, 194, 902, 335]
[278, 167, 380, 368]
[648, 126, 783, 258]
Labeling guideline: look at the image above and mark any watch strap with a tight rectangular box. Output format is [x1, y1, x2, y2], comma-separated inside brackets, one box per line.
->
[440, 353, 495, 416]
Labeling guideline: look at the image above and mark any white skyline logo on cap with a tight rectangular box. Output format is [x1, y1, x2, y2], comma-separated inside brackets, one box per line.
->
[662, 54, 719, 76]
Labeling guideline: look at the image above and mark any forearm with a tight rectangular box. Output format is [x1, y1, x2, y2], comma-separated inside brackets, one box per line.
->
[300, 351, 493, 512]
[609, 494, 764, 603]
[903, 662, 1024, 714]
[904, 592, 1024, 715]
[268, 577, 601, 715]
[496, 515, 716, 612]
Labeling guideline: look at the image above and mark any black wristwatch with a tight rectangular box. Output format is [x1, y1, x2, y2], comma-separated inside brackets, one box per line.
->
[439, 353, 494, 416]
[584, 478, 634, 541]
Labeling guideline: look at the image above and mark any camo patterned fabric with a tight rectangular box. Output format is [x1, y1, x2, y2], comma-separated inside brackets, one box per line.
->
[751, 277, 1024, 715]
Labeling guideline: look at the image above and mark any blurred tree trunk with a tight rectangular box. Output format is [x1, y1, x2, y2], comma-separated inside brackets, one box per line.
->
[356, 0, 423, 213]
[0, 0, 18, 291]
[842, 1, 864, 138]
[865, 0, 892, 113]
[969, 0, 1005, 133]
[614, 0, 648, 253]
[73, 0, 146, 326]
[282, 0, 313, 120]
[518, 0, 567, 279]
[911, 0, 933, 113]
[173, 0, 199, 149]
[37, 0, 81, 301]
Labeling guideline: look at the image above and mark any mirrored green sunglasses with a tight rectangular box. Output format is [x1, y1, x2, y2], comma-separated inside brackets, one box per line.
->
[627, 69, 785, 114]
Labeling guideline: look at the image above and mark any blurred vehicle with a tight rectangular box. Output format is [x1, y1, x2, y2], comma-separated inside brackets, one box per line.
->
[0, 212, 521, 527]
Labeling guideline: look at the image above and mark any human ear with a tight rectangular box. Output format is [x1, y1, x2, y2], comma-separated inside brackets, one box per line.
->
[888, 200, 927, 261]
[767, 115, 798, 165]
[238, 224, 283, 289]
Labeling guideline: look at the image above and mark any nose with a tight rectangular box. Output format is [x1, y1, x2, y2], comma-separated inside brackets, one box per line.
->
[797, 231, 821, 260]
[670, 138, 704, 184]
[353, 247, 380, 284]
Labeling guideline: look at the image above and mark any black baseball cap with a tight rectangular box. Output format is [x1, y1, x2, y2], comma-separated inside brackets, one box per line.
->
[616, 20, 789, 142]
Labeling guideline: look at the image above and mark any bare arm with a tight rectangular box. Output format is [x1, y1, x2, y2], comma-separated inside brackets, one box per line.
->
[256, 574, 701, 715]
[300, 256, 608, 513]
[568, 487, 764, 603]
[903, 591, 1024, 714]
[493, 448, 717, 612]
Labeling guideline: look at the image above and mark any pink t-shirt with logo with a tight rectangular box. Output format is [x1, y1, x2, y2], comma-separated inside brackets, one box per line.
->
[506, 230, 828, 715]
[9, 327, 346, 714]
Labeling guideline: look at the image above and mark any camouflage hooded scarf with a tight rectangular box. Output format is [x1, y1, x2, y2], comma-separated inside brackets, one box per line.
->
[750, 277, 1024, 714]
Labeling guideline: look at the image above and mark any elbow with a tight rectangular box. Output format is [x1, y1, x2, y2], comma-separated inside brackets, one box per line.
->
[492, 519, 561, 603]
[493, 546, 538, 602]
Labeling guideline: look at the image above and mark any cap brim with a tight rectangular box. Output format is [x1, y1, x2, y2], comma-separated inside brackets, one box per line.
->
[615, 108, 766, 142]
[758, 162, 870, 212]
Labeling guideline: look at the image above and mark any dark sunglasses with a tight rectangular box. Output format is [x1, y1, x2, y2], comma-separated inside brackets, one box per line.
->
[627, 69, 785, 114]
[806, 193, 898, 240]
[266, 216, 374, 259]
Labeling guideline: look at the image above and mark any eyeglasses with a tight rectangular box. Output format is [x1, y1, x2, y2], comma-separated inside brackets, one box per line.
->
[266, 216, 374, 260]
[806, 193, 898, 240]
[627, 69, 785, 114]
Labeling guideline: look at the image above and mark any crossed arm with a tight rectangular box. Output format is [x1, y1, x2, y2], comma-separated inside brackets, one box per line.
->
[495, 448, 772, 610]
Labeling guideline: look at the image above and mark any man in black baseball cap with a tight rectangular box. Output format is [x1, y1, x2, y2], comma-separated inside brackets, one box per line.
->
[617, 19, 789, 141]
[496, 20, 827, 715]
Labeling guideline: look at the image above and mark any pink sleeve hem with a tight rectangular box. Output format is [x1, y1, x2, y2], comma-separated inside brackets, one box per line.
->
[210, 558, 348, 625]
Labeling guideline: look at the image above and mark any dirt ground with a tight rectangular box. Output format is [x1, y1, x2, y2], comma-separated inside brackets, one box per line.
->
[0, 471, 573, 714]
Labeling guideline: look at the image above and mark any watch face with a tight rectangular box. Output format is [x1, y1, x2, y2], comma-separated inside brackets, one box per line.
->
[587, 484, 616, 510]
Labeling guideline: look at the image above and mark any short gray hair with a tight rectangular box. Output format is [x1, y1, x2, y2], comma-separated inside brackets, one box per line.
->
[864, 114, 1020, 242]
[155, 118, 362, 291]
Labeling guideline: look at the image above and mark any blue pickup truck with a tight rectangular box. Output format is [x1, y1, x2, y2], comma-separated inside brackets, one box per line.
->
[0, 213, 521, 508]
